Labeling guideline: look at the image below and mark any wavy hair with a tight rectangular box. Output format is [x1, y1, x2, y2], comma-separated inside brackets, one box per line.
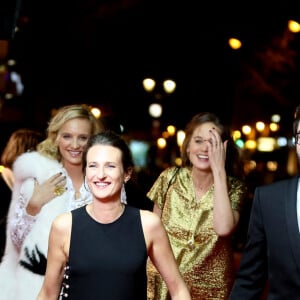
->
[180, 112, 244, 178]
[37, 104, 103, 161]
[1, 129, 44, 168]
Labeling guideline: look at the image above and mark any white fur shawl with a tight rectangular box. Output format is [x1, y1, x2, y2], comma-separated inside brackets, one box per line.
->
[0, 151, 66, 300]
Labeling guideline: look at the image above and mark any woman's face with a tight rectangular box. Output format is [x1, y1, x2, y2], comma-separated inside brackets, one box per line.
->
[187, 121, 221, 170]
[56, 118, 92, 167]
[85, 144, 128, 201]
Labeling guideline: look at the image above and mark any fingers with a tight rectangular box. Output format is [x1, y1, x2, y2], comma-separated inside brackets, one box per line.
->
[51, 173, 67, 197]
[54, 185, 66, 197]
[209, 128, 221, 148]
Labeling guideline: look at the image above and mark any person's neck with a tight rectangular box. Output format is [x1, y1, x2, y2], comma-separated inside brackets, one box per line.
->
[191, 168, 213, 187]
[89, 201, 125, 224]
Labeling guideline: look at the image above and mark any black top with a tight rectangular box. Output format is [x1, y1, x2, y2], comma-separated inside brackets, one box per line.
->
[67, 205, 148, 300]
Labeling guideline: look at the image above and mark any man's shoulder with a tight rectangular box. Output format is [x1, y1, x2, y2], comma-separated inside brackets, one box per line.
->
[257, 176, 299, 191]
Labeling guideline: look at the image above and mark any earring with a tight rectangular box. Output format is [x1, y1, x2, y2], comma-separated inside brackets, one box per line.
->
[121, 183, 127, 204]
[84, 176, 91, 192]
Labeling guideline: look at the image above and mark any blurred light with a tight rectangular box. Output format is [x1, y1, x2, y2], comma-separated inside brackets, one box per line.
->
[269, 123, 279, 132]
[129, 140, 150, 167]
[142, 78, 156, 92]
[235, 139, 244, 148]
[256, 121, 265, 132]
[174, 157, 182, 166]
[4, 93, 13, 99]
[157, 137, 167, 149]
[177, 130, 185, 147]
[7, 59, 16, 66]
[10, 71, 24, 95]
[228, 38, 242, 50]
[242, 125, 252, 135]
[167, 125, 176, 136]
[232, 130, 241, 141]
[277, 136, 287, 147]
[119, 124, 125, 133]
[148, 103, 162, 118]
[244, 160, 256, 174]
[162, 131, 170, 139]
[90, 107, 101, 119]
[257, 137, 276, 152]
[245, 140, 256, 150]
[163, 79, 176, 93]
[288, 20, 300, 33]
[266, 161, 278, 171]
[271, 114, 281, 123]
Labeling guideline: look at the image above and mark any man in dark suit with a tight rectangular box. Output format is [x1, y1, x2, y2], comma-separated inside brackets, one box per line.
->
[229, 105, 300, 299]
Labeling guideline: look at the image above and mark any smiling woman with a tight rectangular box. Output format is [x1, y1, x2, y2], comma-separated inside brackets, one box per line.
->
[146, 112, 247, 300]
[36, 130, 191, 300]
[0, 104, 102, 300]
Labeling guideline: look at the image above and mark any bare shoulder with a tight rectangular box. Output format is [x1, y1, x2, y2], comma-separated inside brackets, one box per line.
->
[140, 209, 168, 251]
[140, 210, 161, 225]
[140, 209, 164, 235]
[52, 211, 72, 234]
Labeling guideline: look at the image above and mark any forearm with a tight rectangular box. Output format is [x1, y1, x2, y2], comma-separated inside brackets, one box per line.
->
[171, 285, 191, 300]
[10, 194, 37, 251]
[213, 171, 236, 236]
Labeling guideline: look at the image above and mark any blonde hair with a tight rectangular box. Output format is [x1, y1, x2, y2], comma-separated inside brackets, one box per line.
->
[37, 104, 103, 161]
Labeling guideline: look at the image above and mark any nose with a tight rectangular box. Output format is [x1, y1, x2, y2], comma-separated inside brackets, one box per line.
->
[96, 166, 106, 179]
[70, 138, 80, 148]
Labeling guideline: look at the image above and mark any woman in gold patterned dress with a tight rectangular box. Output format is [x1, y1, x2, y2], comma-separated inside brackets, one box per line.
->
[147, 112, 247, 300]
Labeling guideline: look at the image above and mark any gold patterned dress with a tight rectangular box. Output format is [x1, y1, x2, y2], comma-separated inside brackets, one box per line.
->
[146, 166, 246, 300]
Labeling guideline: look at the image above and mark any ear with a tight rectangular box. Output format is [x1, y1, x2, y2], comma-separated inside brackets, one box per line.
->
[124, 167, 133, 183]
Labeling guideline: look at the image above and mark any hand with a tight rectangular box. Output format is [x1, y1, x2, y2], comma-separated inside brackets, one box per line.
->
[207, 128, 227, 172]
[26, 172, 67, 215]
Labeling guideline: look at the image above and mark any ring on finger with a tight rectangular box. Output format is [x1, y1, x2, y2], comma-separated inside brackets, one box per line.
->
[54, 185, 65, 197]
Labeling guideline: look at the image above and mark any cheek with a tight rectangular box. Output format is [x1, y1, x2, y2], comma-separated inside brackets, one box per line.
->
[85, 170, 96, 183]
[57, 138, 68, 148]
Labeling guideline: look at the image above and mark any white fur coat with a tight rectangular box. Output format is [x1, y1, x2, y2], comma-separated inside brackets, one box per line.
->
[0, 151, 78, 300]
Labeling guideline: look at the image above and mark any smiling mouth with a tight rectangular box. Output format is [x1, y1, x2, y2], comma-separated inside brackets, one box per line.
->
[197, 155, 208, 159]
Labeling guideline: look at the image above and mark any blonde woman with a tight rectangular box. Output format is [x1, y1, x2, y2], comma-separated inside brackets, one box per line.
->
[0, 104, 102, 300]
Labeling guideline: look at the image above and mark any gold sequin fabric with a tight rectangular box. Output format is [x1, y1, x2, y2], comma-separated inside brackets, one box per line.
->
[147, 166, 246, 300]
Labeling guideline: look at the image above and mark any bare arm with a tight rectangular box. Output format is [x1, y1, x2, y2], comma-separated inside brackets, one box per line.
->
[37, 212, 71, 300]
[208, 129, 240, 236]
[9, 173, 66, 251]
[142, 211, 191, 300]
[152, 202, 162, 217]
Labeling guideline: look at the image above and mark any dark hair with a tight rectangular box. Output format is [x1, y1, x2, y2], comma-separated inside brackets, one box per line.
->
[83, 130, 134, 173]
[181, 112, 244, 178]
[1, 128, 44, 168]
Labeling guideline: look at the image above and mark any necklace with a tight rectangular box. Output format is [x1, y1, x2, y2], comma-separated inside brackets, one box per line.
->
[91, 204, 125, 224]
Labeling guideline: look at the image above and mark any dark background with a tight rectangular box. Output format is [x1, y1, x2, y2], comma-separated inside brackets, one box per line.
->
[1, 0, 300, 138]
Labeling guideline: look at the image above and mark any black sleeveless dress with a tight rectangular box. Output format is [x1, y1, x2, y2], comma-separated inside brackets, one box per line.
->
[66, 204, 148, 300]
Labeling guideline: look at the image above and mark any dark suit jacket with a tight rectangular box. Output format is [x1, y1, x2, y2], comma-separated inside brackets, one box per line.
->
[230, 175, 300, 300]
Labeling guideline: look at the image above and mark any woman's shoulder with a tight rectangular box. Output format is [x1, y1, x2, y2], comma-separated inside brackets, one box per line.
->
[140, 209, 161, 229]
[228, 175, 245, 186]
[159, 165, 183, 179]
